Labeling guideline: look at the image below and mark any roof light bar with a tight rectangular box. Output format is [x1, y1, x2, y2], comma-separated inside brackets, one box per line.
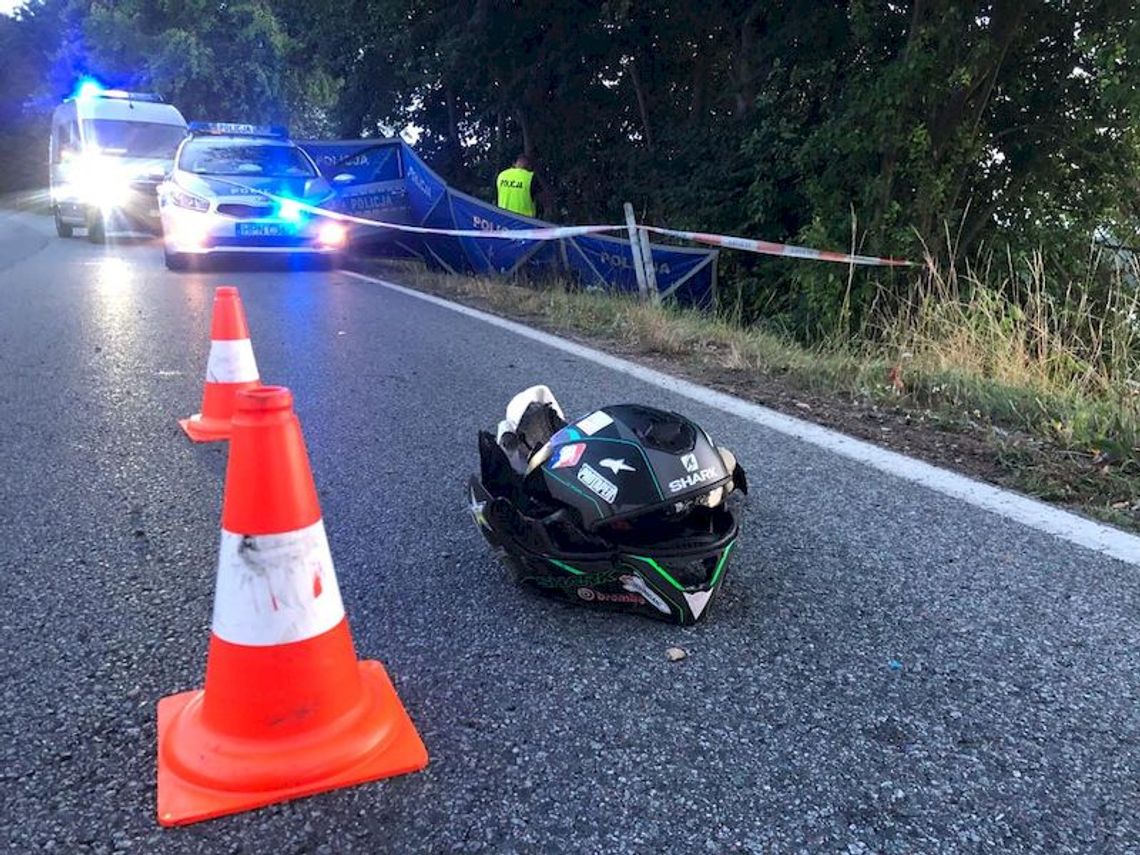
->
[73, 84, 165, 104]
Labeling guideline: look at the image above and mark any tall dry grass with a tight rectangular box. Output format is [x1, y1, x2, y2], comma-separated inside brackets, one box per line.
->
[382, 246, 1140, 457]
[871, 248, 1140, 453]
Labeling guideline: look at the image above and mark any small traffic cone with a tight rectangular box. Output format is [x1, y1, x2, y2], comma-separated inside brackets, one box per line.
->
[157, 386, 428, 827]
[179, 286, 260, 442]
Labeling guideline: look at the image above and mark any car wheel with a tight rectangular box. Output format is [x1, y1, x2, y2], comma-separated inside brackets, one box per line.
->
[86, 209, 106, 244]
[54, 207, 74, 238]
[163, 247, 190, 271]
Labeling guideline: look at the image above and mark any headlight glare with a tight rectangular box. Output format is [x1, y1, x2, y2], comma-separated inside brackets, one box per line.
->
[71, 157, 131, 209]
[317, 222, 347, 248]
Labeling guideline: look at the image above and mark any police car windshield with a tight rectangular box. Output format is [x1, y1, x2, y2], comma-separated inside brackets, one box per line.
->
[81, 120, 186, 158]
[179, 139, 316, 178]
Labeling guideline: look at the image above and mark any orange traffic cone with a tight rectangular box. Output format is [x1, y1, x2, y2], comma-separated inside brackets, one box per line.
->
[179, 286, 260, 442]
[157, 386, 428, 827]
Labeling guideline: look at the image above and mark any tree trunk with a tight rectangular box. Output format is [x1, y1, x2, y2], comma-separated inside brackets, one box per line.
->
[732, 3, 765, 117]
[928, 0, 1025, 164]
[495, 110, 504, 151]
[931, 0, 1027, 257]
[471, 0, 489, 28]
[446, 87, 460, 148]
[444, 85, 463, 173]
[514, 106, 533, 160]
[628, 58, 654, 149]
[875, 0, 930, 226]
[689, 48, 708, 126]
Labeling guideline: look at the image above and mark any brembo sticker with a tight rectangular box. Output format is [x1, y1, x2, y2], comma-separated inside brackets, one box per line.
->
[577, 463, 618, 503]
[577, 587, 643, 605]
[575, 410, 613, 436]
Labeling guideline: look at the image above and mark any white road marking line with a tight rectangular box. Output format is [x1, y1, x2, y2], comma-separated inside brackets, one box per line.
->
[341, 269, 1140, 565]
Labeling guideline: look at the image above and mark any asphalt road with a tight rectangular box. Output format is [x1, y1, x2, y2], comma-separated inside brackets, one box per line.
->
[1, 207, 1137, 854]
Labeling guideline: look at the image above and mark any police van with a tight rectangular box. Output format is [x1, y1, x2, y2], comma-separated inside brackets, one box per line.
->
[49, 85, 188, 242]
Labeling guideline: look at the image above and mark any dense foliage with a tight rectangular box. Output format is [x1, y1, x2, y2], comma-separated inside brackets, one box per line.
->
[2, 1, 1138, 335]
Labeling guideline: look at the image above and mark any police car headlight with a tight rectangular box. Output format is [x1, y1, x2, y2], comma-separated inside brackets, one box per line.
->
[169, 188, 210, 213]
[317, 221, 347, 248]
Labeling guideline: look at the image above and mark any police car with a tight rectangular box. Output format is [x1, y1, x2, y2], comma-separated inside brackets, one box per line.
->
[157, 122, 351, 270]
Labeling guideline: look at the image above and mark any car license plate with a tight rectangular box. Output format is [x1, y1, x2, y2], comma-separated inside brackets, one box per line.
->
[236, 223, 284, 237]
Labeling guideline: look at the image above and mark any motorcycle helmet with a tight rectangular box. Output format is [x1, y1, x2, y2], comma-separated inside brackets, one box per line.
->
[468, 386, 747, 624]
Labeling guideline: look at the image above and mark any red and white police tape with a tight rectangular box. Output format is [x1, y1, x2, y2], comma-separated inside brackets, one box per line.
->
[642, 225, 916, 268]
[210, 176, 915, 266]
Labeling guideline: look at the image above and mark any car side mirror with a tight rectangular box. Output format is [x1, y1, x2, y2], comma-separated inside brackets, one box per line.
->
[332, 173, 354, 184]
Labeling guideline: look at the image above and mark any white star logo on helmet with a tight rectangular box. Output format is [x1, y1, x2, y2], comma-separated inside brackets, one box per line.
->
[599, 458, 635, 475]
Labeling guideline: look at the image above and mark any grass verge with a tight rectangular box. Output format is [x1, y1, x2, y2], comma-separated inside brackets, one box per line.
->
[352, 255, 1140, 532]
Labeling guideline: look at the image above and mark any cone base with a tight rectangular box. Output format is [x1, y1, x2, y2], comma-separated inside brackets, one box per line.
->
[179, 414, 232, 443]
[156, 659, 428, 827]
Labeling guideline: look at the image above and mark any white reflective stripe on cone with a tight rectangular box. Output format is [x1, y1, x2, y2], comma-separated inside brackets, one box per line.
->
[212, 519, 346, 646]
[205, 339, 260, 384]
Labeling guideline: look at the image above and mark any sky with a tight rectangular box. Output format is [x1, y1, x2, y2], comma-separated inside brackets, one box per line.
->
[0, 0, 25, 16]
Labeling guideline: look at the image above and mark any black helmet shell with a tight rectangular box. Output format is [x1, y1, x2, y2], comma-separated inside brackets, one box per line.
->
[539, 404, 731, 530]
[468, 392, 747, 625]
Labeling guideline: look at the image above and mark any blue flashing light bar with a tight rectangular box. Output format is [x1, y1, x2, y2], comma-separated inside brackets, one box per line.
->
[188, 122, 289, 139]
[72, 79, 164, 103]
[277, 199, 304, 222]
[75, 78, 104, 100]
[97, 90, 164, 103]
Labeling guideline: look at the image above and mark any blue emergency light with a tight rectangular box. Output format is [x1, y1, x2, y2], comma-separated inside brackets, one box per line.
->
[71, 77, 164, 103]
[277, 199, 304, 222]
[188, 122, 289, 139]
[75, 78, 104, 100]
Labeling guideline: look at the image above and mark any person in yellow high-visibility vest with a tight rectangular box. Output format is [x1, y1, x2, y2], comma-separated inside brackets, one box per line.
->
[496, 154, 544, 217]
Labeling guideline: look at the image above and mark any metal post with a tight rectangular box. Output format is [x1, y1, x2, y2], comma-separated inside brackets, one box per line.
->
[623, 202, 649, 300]
[637, 226, 660, 304]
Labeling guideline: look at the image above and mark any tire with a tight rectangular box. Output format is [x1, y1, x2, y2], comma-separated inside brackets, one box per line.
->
[86, 208, 106, 244]
[163, 247, 190, 271]
[54, 207, 73, 238]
